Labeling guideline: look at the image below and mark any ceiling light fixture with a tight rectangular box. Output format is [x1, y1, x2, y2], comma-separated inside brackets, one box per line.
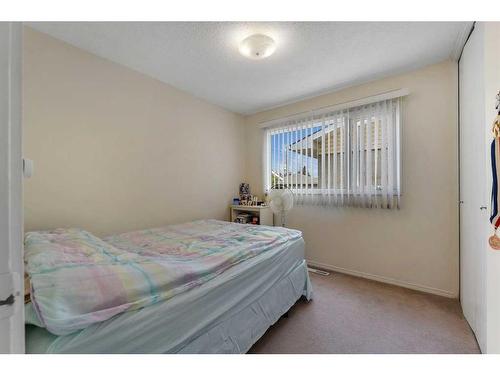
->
[239, 34, 276, 60]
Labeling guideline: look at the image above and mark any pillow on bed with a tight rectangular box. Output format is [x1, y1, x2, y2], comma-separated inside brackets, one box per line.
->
[24, 228, 128, 274]
[24, 228, 141, 333]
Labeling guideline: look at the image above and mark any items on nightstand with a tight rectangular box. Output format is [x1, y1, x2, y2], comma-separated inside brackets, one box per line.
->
[239, 183, 251, 201]
[240, 196, 257, 206]
[230, 204, 273, 226]
[235, 182, 267, 207]
[233, 213, 259, 225]
[234, 213, 252, 224]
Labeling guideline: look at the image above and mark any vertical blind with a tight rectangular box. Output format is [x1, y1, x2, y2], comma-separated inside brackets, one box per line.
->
[264, 96, 403, 209]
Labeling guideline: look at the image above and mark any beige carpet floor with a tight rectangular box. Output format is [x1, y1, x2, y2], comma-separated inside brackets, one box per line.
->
[249, 272, 480, 354]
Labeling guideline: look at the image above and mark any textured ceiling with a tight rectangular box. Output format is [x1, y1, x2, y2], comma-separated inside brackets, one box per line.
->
[28, 22, 469, 115]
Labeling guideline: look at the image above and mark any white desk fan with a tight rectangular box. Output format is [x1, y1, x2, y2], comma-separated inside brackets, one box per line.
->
[268, 188, 294, 227]
[268, 188, 330, 276]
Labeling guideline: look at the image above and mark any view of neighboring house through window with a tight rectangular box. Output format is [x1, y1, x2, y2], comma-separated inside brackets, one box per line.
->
[265, 97, 402, 208]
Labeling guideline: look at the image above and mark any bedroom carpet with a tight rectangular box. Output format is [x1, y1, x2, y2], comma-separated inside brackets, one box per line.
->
[249, 271, 480, 354]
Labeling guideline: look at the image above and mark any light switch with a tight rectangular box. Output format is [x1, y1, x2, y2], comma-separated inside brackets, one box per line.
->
[23, 158, 34, 178]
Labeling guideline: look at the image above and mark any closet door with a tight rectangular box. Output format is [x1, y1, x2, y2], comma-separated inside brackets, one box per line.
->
[459, 24, 487, 352]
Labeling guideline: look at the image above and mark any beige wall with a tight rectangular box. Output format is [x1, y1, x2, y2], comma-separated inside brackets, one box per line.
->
[23, 28, 245, 237]
[244, 60, 459, 297]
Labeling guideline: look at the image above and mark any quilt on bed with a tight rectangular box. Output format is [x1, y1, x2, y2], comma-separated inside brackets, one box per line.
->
[25, 219, 301, 336]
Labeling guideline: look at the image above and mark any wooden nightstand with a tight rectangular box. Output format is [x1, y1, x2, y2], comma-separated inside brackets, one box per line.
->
[230, 205, 274, 226]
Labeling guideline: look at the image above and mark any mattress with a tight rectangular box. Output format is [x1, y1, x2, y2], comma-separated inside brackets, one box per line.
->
[25, 220, 303, 335]
[26, 234, 311, 353]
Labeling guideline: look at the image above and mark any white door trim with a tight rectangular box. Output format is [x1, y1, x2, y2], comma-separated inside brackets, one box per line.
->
[0, 22, 24, 354]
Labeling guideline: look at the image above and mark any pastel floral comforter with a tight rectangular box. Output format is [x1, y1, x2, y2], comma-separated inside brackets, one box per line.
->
[25, 219, 302, 335]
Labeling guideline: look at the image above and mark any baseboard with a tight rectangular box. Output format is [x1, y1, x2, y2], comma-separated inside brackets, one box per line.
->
[306, 259, 457, 299]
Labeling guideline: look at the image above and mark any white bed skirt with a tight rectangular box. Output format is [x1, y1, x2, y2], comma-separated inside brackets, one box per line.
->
[179, 260, 312, 353]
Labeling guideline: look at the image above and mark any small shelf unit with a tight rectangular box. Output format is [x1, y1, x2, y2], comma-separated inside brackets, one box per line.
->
[229, 205, 274, 226]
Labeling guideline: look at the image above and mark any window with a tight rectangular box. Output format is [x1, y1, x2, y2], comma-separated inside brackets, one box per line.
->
[264, 95, 403, 208]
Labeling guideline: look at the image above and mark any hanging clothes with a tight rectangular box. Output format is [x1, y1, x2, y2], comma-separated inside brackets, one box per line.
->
[489, 100, 500, 250]
[490, 138, 500, 227]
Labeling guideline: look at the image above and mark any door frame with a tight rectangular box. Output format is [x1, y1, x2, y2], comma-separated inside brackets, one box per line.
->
[0, 22, 24, 354]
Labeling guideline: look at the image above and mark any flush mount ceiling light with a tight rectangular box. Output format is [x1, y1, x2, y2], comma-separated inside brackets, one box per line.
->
[239, 34, 276, 60]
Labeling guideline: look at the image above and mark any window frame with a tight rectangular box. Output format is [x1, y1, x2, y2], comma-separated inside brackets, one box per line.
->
[262, 94, 404, 198]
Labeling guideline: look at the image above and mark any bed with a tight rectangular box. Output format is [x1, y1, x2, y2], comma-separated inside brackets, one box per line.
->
[24, 219, 312, 353]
